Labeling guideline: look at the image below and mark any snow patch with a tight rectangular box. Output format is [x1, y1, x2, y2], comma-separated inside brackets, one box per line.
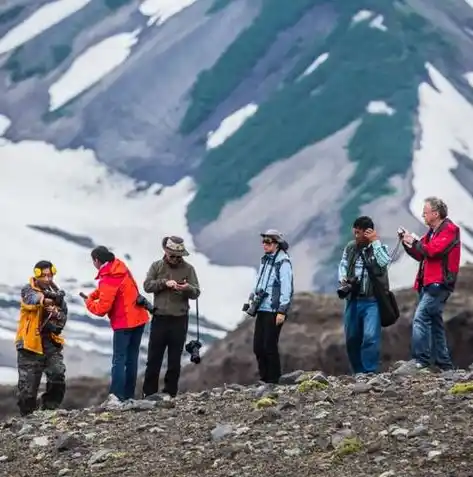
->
[206, 103, 258, 150]
[139, 0, 198, 26]
[49, 30, 140, 111]
[366, 101, 395, 116]
[410, 63, 473, 261]
[0, 129, 256, 331]
[352, 10, 374, 23]
[0, 0, 91, 55]
[464, 0, 473, 9]
[465, 72, 473, 88]
[301, 52, 329, 78]
[369, 15, 388, 32]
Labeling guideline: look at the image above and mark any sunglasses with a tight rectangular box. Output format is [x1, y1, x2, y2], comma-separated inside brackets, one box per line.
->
[262, 238, 275, 245]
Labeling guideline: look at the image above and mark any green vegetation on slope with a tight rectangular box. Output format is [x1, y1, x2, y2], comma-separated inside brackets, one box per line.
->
[0, 5, 24, 24]
[5, 44, 72, 82]
[186, 0, 455, 238]
[180, 0, 317, 134]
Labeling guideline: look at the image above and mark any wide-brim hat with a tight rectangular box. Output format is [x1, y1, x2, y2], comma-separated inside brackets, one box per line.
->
[260, 229, 289, 251]
[260, 229, 284, 243]
[162, 236, 189, 256]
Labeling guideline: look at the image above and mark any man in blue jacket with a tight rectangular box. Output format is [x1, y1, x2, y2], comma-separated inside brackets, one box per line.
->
[245, 229, 294, 384]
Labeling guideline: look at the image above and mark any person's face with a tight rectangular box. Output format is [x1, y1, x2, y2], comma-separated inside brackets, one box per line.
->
[92, 258, 101, 270]
[36, 268, 53, 287]
[262, 236, 278, 254]
[353, 227, 368, 244]
[422, 202, 438, 227]
[165, 251, 181, 264]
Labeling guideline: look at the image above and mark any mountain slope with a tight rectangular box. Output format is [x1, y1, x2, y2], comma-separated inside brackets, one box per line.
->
[1, 0, 473, 380]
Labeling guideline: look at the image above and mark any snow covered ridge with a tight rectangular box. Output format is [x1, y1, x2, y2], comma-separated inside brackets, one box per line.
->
[0, 0, 92, 55]
[49, 30, 141, 111]
[0, 115, 256, 332]
[0, 0, 201, 112]
[410, 63, 473, 258]
[0, 0, 199, 56]
[0, 118, 247, 383]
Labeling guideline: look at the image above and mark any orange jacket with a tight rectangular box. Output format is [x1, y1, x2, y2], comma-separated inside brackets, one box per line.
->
[15, 278, 65, 355]
[85, 258, 149, 330]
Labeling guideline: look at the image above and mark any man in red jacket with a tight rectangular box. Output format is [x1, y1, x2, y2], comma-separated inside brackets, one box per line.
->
[83, 246, 149, 401]
[398, 197, 460, 374]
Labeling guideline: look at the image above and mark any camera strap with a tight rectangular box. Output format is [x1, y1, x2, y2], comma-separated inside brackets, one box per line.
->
[195, 298, 200, 342]
[255, 250, 279, 295]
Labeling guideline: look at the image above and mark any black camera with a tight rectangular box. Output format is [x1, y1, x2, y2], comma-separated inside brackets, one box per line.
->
[136, 295, 155, 314]
[43, 289, 66, 306]
[337, 278, 360, 300]
[397, 227, 406, 239]
[185, 339, 202, 364]
[242, 289, 268, 317]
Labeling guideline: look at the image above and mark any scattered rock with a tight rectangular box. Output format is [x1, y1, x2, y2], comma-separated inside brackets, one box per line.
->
[88, 449, 112, 466]
[279, 370, 305, 385]
[1, 364, 473, 476]
[56, 434, 81, 452]
[351, 382, 373, 394]
[210, 424, 233, 441]
[30, 436, 49, 448]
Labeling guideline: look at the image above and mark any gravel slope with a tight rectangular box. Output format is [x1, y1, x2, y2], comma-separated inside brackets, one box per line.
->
[1, 364, 473, 477]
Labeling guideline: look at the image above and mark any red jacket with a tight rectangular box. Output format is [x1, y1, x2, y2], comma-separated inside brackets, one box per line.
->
[85, 259, 149, 331]
[403, 218, 461, 291]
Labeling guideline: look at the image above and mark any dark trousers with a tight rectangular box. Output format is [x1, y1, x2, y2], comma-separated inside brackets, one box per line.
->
[142, 314, 188, 398]
[253, 311, 283, 384]
[110, 324, 145, 401]
[17, 347, 66, 416]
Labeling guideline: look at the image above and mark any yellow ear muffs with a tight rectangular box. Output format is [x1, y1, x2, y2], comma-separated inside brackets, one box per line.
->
[33, 264, 57, 278]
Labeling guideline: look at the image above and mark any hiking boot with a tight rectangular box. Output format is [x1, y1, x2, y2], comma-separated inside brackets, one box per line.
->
[393, 360, 428, 376]
[100, 393, 123, 409]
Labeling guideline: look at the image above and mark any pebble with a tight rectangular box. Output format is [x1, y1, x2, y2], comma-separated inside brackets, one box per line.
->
[30, 436, 49, 448]
[88, 449, 112, 466]
[211, 424, 233, 441]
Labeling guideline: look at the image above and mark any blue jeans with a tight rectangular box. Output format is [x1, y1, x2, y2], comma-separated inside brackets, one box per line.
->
[344, 298, 381, 374]
[411, 284, 452, 369]
[110, 324, 145, 400]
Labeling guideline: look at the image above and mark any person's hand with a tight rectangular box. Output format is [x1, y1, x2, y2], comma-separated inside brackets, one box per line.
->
[166, 280, 178, 289]
[45, 304, 57, 314]
[175, 279, 189, 291]
[364, 228, 378, 243]
[276, 313, 285, 325]
[402, 233, 415, 246]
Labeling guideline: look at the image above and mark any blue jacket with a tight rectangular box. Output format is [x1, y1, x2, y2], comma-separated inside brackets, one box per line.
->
[252, 250, 294, 314]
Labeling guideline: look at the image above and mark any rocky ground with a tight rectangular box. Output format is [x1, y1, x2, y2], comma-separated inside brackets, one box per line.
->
[2, 363, 473, 477]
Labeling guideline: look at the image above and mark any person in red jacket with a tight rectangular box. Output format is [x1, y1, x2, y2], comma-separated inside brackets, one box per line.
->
[83, 246, 149, 401]
[398, 197, 460, 374]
